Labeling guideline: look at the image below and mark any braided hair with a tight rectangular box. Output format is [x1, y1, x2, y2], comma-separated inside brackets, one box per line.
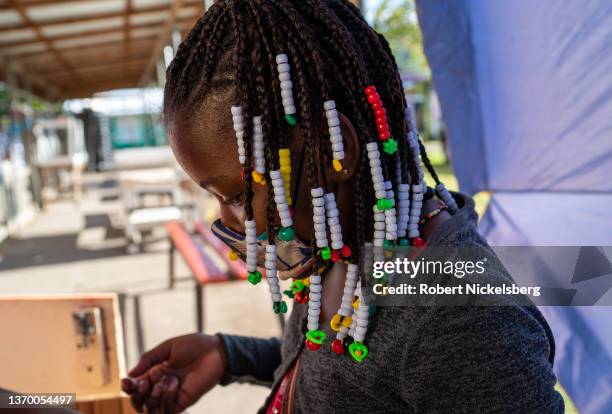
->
[164, 0, 453, 362]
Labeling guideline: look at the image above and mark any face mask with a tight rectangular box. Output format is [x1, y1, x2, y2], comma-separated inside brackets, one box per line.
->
[210, 218, 313, 280]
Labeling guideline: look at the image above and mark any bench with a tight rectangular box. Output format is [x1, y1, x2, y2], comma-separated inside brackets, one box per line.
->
[166, 221, 285, 332]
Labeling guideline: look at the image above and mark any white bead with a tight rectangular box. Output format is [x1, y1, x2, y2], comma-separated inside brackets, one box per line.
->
[277, 63, 290, 73]
[231, 106, 242, 115]
[324, 100, 336, 110]
[366, 142, 379, 151]
[412, 184, 422, 192]
[280, 80, 293, 89]
[282, 98, 295, 108]
[326, 109, 338, 120]
[313, 215, 325, 224]
[315, 231, 327, 240]
[313, 206, 325, 216]
[310, 283, 322, 293]
[276, 54, 288, 64]
[329, 134, 342, 144]
[314, 222, 326, 232]
[327, 208, 339, 218]
[316, 239, 328, 248]
[309, 292, 321, 301]
[327, 116, 340, 127]
[375, 191, 387, 199]
[408, 229, 420, 238]
[329, 126, 342, 136]
[331, 241, 343, 250]
[327, 217, 339, 226]
[311, 188, 324, 198]
[333, 151, 345, 160]
[331, 142, 343, 152]
[413, 193, 424, 201]
[369, 158, 380, 167]
[310, 275, 321, 284]
[279, 72, 291, 82]
[309, 300, 321, 309]
[374, 222, 385, 230]
[285, 105, 297, 114]
[307, 323, 319, 331]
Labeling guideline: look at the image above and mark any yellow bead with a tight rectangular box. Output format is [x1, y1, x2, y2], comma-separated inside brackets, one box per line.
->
[287, 196, 292, 205]
[303, 277, 311, 287]
[280, 166, 292, 174]
[332, 159, 343, 172]
[353, 298, 360, 309]
[279, 148, 290, 157]
[227, 250, 239, 261]
[341, 316, 353, 327]
[252, 171, 263, 183]
[330, 314, 342, 331]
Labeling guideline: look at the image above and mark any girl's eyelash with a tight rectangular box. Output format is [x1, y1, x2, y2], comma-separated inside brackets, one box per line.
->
[228, 192, 245, 206]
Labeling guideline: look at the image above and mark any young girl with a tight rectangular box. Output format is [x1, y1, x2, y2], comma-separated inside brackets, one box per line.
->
[122, 1, 564, 412]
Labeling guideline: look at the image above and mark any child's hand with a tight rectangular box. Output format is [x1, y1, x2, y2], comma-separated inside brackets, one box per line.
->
[122, 333, 228, 413]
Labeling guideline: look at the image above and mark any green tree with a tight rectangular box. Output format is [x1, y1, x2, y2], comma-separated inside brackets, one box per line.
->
[371, 0, 429, 77]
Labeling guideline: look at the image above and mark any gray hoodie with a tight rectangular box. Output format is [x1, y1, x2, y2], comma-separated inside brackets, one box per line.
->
[219, 193, 564, 413]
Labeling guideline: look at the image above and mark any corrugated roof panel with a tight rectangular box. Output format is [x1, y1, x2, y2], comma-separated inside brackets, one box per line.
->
[129, 10, 169, 25]
[178, 5, 200, 19]
[0, 10, 22, 27]
[42, 17, 124, 37]
[130, 26, 160, 39]
[53, 32, 123, 49]
[132, 0, 171, 10]
[3, 42, 47, 55]
[27, 0, 125, 22]
[0, 28, 37, 43]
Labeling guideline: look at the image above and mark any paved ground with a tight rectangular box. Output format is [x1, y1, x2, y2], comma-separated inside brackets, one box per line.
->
[0, 174, 286, 413]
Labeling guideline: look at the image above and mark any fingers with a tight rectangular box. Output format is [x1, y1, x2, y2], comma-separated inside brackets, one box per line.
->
[130, 340, 173, 377]
[130, 377, 150, 413]
[121, 377, 138, 394]
[161, 376, 179, 414]
[145, 375, 178, 414]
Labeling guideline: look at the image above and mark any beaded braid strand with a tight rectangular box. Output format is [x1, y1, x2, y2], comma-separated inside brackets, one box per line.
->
[324, 100, 345, 172]
[276, 54, 298, 126]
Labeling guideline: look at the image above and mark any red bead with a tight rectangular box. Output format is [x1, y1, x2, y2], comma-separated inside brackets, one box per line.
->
[331, 250, 340, 262]
[411, 237, 426, 247]
[341, 245, 351, 257]
[375, 107, 386, 117]
[364, 85, 377, 95]
[375, 114, 387, 124]
[295, 291, 308, 304]
[331, 339, 345, 355]
[367, 92, 380, 104]
[372, 100, 383, 110]
[240, 168, 245, 180]
[377, 122, 388, 133]
[306, 339, 321, 351]
[379, 130, 391, 140]
[289, 206, 295, 218]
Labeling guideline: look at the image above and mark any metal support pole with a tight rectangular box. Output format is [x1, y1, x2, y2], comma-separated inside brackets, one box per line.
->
[168, 240, 176, 289]
[195, 283, 204, 332]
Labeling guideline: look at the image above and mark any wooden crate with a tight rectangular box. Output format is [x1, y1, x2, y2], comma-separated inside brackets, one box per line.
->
[0, 294, 136, 413]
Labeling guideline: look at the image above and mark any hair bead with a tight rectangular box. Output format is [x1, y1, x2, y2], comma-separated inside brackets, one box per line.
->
[276, 54, 297, 125]
[231, 105, 246, 165]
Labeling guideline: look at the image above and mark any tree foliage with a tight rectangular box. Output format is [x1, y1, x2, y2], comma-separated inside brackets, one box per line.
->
[371, 0, 429, 76]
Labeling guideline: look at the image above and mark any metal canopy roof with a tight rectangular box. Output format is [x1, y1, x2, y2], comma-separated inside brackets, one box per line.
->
[0, 0, 205, 100]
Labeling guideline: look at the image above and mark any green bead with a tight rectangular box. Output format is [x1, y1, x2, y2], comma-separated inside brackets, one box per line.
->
[273, 301, 288, 314]
[247, 271, 262, 285]
[377, 198, 393, 211]
[398, 238, 409, 247]
[285, 114, 297, 126]
[349, 342, 369, 363]
[383, 239, 395, 248]
[291, 280, 305, 293]
[257, 231, 268, 241]
[382, 138, 398, 154]
[368, 304, 377, 316]
[306, 329, 326, 344]
[278, 226, 295, 241]
[283, 289, 295, 298]
[320, 246, 331, 260]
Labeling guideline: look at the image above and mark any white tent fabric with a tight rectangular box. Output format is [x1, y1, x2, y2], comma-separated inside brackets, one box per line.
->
[416, 1, 612, 412]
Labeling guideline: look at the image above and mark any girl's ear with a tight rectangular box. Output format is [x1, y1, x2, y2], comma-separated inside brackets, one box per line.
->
[327, 112, 361, 183]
